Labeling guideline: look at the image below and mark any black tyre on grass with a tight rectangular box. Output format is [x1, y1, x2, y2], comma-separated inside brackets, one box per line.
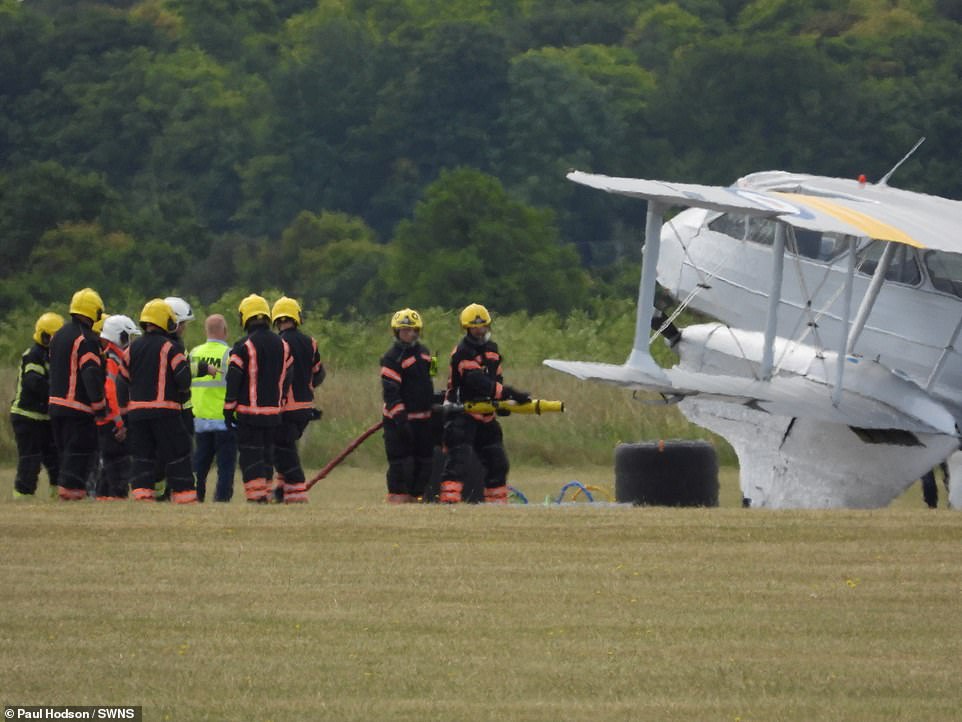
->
[615, 440, 719, 507]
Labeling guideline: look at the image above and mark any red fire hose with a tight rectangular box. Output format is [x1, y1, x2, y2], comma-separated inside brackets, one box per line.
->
[305, 420, 383, 491]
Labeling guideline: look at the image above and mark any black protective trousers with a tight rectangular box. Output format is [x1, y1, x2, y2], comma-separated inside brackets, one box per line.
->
[237, 423, 276, 486]
[383, 418, 436, 497]
[96, 427, 131, 498]
[128, 415, 195, 493]
[51, 415, 98, 493]
[11, 415, 59, 495]
[273, 410, 311, 484]
[440, 415, 509, 489]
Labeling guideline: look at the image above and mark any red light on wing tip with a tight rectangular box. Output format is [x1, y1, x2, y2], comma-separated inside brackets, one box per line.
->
[858, 173, 867, 185]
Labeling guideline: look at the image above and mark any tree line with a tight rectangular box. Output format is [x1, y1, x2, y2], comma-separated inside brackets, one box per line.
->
[2, 0, 962, 325]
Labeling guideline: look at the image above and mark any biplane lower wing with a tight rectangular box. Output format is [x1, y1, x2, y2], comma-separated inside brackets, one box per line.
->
[545, 356, 960, 507]
[543, 358, 957, 437]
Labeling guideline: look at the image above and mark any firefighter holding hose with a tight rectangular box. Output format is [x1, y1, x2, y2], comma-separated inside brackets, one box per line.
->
[379, 308, 436, 503]
[439, 303, 530, 504]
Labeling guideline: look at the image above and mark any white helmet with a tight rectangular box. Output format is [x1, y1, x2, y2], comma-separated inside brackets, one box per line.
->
[101, 315, 142, 348]
[164, 296, 195, 323]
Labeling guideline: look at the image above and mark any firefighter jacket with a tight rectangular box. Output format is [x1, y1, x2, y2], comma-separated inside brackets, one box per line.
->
[123, 330, 192, 420]
[445, 335, 506, 423]
[10, 343, 52, 421]
[189, 339, 230, 422]
[381, 340, 434, 421]
[48, 319, 106, 419]
[169, 333, 192, 410]
[224, 325, 292, 426]
[278, 327, 325, 413]
[100, 340, 129, 430]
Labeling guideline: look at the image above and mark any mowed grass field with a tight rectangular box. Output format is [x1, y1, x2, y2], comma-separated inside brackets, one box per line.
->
[3, 359, 960, 721]
[2, 462, 961, 722]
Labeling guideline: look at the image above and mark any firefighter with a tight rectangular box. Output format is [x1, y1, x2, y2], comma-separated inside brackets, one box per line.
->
[94, 315, 140, 500]
[10, 312, 64, 498]
[439, 303, 530, 504]
[48, 288, 107, 500]
[145, 296, 197, 501]
[224, 294, 291, 503]
[124, 299, 197, 504]
[189, 314, 236, 502]
[270, 296, 324, 504]
[380, 308, 436, 503]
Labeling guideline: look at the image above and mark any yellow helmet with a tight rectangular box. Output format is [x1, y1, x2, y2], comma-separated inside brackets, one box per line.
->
[239, 294, 271, 328]
[459, 303, 491, 329]
[271, 296, 302, 325]
[33, 312, 64, 346]
[92, 314, 107, 335]
[140, 298, 177, 332]
[69, 287, 105, 323]
[391, 308, 423, 332]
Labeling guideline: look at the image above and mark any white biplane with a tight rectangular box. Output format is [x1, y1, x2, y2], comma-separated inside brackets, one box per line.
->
[546, 143, 962, 508]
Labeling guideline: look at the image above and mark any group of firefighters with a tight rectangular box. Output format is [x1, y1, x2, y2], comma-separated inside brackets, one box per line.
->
[10, 288, 529, 505]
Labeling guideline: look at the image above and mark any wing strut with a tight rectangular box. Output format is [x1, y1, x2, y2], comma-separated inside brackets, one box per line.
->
[833, 237, 858, 405]
[848, 241, 895, 354]
[628, 201, 666, 375]
[926, 315, 962, 392]
[761, 222, 787, 380]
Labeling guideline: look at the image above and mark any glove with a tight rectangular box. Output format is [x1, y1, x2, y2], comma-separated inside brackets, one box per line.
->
[496, 408, 511, 417]
[504, 387, 531, 404]
[309, 407, 323, 422]
[223, 409, 237, 429]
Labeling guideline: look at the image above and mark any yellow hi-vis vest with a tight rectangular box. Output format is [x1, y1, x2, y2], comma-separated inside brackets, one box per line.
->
[189, 339, 230, 420]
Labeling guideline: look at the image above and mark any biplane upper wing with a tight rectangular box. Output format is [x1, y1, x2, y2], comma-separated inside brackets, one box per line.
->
[568, 170, 962, 252]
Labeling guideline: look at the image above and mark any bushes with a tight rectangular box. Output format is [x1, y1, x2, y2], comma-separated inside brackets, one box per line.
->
[0, 303, 732, 470]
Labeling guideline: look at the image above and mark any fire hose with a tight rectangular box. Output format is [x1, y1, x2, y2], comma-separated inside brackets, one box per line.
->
[304, 399, 564, 491]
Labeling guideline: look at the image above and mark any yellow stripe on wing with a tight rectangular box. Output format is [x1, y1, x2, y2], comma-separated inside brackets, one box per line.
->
[774, 191, 922, 247]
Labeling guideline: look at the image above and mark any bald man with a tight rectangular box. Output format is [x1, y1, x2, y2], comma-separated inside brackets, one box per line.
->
[189, 314, 237, 501]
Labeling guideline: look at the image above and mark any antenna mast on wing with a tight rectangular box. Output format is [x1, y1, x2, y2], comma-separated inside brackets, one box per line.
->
[877, 137, 925, 187]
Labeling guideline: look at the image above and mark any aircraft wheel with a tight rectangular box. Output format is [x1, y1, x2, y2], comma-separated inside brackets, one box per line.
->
[614, 440, 719, 507]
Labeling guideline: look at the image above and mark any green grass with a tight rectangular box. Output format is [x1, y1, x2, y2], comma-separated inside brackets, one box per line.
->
[4, 309, 958, 720]
[1, 467, 958, 721]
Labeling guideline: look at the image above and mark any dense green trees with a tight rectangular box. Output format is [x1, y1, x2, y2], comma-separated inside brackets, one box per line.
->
[2, 0, 962, 326]
[388, 168, 588, 314]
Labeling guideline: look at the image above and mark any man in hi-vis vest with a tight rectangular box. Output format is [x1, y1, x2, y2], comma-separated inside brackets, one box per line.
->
[189, 314, 237, 502]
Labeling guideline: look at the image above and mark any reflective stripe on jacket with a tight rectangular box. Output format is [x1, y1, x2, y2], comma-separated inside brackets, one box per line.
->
[224, 326, 291, 423]
[48, 320, 105, 418]
[380, 340, 434, 419]
[446, 336, 505, 422]
[10, 343, 51, 421]
[123, 331, 191, 419]
[278, 327, 324, 412]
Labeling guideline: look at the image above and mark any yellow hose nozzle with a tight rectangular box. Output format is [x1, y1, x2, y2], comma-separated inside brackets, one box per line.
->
[461, 399, 565, 415]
